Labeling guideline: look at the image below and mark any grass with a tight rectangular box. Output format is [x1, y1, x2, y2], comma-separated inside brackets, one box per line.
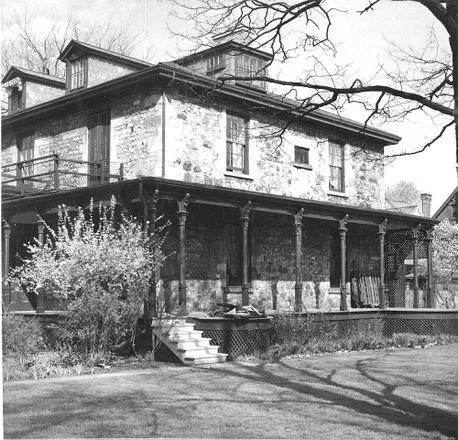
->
[3, 343, 458, 439]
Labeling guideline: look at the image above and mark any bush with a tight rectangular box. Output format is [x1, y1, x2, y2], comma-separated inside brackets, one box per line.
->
[2, 313, 44, 357]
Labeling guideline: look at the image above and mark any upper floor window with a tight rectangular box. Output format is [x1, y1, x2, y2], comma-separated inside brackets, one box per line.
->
[226, 113, 248, 174]
[207, 54, 225, 74]
[235, 54, 266, 90]
[329, 141, 345, 192]
[68, 58, 87, 90]
[294, 146, 310, 165]
[17, 132, 35, 177]
[9, 87, 23, 112]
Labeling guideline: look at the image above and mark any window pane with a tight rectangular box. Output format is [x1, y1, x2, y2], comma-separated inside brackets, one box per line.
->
[227, 114, 248, 172]
[295, 146, 309, 164]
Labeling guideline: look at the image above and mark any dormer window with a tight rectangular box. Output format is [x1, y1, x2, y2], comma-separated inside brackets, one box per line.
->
[207, 54, 225, 74]
[235, 54, 266, 90]
[9, 87, 23, 112]
[68, 57, 87, 90]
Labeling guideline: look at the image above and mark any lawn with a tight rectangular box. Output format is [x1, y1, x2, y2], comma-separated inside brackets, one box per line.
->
[3, 344, 458, 439]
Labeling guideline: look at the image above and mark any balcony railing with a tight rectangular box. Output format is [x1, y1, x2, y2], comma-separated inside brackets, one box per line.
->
[2, 153, 124, 199]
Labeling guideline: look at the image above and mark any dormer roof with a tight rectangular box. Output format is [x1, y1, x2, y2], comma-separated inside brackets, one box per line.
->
[2, 66, 66, 88]
[175, 40, 273, 66]
[58, 39, 152, 70]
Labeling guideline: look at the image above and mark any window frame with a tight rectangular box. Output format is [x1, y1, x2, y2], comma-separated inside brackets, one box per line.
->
[294, 146, 310, 165]
[328, 140, 345, 193]
[234, 54, 266, 90]
[17, 132, 35, 178]
[8, 86, 24, 112]
[207, 53, 226, 74]
[67, 56, 88, 91]
[226, 113, 249, 175]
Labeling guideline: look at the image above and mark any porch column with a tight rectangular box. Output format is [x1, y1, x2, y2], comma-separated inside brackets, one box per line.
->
[412, 224, 420, 308]
[177, 193, 190, 313]
[293, 208, 304, 312]
[378, 219, 387, 309]
[339, 214, 349, 311]
[241, 201, 252, 306]
[3, 220, 11, 304]
[36, 214, 46, 313]
[146, 189, 160, 319]
[425, 228, 435, 308]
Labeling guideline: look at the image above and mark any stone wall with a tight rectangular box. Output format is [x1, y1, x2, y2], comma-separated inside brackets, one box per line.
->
[25, 81, 64, 108]
[87, 56, 138, 88]
[164, 89, 385, 209]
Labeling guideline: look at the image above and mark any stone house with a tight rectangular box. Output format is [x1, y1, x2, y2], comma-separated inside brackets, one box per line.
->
[1, 38, 438, 314]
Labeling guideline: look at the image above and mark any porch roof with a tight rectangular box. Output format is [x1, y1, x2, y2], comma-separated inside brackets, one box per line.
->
[1, 176, 438, 229]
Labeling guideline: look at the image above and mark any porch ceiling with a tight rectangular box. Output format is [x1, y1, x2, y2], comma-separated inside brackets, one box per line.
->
[1, 176, 438, 230]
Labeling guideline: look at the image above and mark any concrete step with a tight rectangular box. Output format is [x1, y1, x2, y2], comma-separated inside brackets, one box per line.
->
[161, 323, 196, 334]
[177, 345, 220, 357]
[183, 353, 228, 365]
[167, 330, 204, 340]
[175, 338, 213, 350]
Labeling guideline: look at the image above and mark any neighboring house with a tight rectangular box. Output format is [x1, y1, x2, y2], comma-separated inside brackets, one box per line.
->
[433, 187, 457, 224]
[1, 38, 438, 313]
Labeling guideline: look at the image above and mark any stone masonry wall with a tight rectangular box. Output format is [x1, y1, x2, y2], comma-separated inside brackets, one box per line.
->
[87, 56, 138, 88]
[25, 81, 65, 108]
[165, 89, 385, 209]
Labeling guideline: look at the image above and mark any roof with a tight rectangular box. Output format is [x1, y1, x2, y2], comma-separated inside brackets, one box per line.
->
[2, 61, 401, 146]
[433, 186, 457, 220]
[385, 199, 422, 216]
[58, 39, 152, 70]
[2, 66, 66, 88]
[1, 175, 439, 229]
[175, 40, 274, 65]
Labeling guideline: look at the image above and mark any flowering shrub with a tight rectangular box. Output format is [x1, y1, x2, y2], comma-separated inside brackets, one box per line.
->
[10, 197, 167, 357]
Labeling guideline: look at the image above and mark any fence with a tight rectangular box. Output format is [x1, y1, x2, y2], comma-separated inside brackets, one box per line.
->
[191, 310, 458, 360]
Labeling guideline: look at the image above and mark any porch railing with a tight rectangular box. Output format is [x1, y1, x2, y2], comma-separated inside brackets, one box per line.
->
[1, 153, 124, 199]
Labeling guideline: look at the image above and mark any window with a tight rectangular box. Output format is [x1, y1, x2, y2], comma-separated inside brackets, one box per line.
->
[68, 58, 87, 90]
[88, 111, 110, 184]
[226, 114, 248, 174]
[235, 54, 266, 89]
[294, 146, 310, 165]
[207, 54, 225, 73]
[17, 133, 35, 178]
[9, 87, 23, 112]
[329, 141, 344, 192]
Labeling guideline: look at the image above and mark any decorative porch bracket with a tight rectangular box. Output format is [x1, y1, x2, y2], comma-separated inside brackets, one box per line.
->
[425, 228, 435, 308]
[36, 213, 46, 314]
[177, 193, 190, 314]
[145, 188, 160, 319]
[293, 208, 304, 312]
[240, 201, 252, 306]
[412, 223, 421, 309]
[378, 219, 388, 309]
[339, 214, 349, 311]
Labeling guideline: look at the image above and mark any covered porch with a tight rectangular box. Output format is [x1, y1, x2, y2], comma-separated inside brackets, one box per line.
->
[2, 176, 438, 315]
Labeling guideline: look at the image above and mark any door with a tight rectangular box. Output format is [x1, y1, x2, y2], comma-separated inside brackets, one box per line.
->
[88, 111, 110, 184]
[17, 133, 34, 190]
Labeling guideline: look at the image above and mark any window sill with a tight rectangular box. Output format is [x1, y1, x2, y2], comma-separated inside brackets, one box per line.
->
[328, 191, 348, 199]
[293, 162, 312, 170]
[224, 171, 253, 181]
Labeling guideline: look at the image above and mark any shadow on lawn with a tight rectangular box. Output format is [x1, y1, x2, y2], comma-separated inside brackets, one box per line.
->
[216, 358, 458, 438]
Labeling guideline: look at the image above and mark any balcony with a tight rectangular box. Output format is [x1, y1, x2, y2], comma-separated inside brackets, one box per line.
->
[1, 154, 124, 200]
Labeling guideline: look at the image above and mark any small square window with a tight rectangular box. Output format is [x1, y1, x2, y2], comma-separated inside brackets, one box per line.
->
[294, 146, 309, 165]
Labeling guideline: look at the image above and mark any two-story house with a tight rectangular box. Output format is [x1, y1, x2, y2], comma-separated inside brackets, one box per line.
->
[1, 38, 438, 314]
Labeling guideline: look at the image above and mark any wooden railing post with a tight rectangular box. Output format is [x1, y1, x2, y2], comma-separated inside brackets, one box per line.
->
[17, 162, 24, 196]
[378, 219, 388, 309]
[293, 208, 304, 312]
[53, 153, 60, 191]
[100, 160, 106, 184]
[119, 163, 124, 181]
[339, 214, 349, 311]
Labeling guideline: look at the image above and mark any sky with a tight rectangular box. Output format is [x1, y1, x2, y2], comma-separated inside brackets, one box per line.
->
[2, 0, 456, 213]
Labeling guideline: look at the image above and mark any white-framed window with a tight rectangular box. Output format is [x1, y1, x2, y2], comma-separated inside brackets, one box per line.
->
[207, 54, 225, 73]
[329, 141, 345, 192]
[235, 54, 266, 89]
[69, 58, 87, 90]
[226, 113, 248, 174]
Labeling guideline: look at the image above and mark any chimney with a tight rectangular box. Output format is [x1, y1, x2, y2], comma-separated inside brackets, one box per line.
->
[421, 193, 432, 217]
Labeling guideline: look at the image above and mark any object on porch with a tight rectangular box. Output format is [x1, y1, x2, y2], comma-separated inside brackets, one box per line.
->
[350, 273, 381, 308]
[210, 302, 265, 319]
